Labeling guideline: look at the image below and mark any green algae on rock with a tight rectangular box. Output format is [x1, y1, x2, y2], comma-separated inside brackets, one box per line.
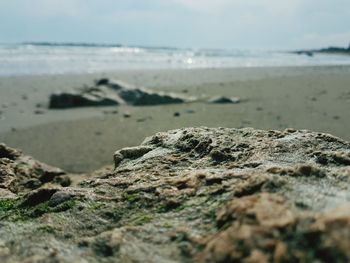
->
[0, 127, 349, 262]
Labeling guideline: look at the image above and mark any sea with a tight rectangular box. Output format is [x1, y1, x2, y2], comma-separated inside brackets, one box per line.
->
[0, 43, 349, 76]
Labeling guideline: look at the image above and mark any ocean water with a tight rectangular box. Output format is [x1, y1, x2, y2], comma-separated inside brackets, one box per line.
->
[0, 43, 349, 76]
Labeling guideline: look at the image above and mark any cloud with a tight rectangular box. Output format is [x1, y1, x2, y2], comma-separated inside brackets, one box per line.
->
[0, 0, 86, 17]
[0, 0, 349, 48]
[171, 0, 302, 16]
[170, 0, 231, 13]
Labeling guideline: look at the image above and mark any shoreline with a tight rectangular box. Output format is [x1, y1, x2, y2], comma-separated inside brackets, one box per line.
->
[1, 65, 349, 172]
[1, 64, 350, 78]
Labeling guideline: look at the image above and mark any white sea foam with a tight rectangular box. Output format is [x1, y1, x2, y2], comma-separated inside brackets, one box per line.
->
[0, 43, 349, 76]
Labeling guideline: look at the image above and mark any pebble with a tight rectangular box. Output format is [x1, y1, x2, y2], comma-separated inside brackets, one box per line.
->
[103, 110, 118, 115]
[49, 191, 72, 207]
[34, 110, 45, 115]
[123, 112, 131, 118]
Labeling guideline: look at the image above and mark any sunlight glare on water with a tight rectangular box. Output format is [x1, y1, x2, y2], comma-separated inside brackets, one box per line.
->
[0, 43, 349, 76]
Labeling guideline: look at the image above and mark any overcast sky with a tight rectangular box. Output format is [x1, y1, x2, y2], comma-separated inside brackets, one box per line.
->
[0, 0, 349, 49]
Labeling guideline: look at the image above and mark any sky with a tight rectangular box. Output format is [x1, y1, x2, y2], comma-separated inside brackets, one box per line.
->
[0, 0, 349, 49]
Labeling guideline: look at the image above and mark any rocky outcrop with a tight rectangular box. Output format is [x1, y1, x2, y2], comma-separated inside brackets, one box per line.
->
[0, 143, 68, 197]
[49, 79, 187, 108]
[49, 86, 123, 108]
[0, 127, 349, 262]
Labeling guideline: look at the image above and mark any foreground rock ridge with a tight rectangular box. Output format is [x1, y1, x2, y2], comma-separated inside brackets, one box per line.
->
[0, 127, 349, 262]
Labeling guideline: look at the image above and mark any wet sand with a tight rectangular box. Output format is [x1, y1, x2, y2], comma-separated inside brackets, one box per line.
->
[0, 66, 349, 172]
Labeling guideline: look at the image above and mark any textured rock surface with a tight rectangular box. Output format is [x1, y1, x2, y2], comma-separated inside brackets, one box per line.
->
[49, 79, 186, 108]
[0, 127, 349, 262]
[0, 143, 67, 196]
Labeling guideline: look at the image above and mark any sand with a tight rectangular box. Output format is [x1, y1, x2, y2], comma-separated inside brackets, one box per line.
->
[0, 66, 349, 172]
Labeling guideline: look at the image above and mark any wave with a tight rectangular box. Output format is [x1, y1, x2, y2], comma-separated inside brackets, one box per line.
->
[0, 43, 349, 76]
[22, 42, 123, 48]
[20, 42, 186, 51]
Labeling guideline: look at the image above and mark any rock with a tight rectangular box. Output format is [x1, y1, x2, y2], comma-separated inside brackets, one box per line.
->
[208, 96, 241, 104]
[123, 112, 131, 118]
[34, 109, 45, 114]
[21, 188, 58, 207]
[49, 86, 122, 109]
[114, 146, 153, 167]
[119, 88, 185, 106]
[0, 143, 66, 194]
[35, 103, 44, 108]
[49, 79, 187, 109]
[0, 189, 16, 199]
[49, 191, 73, 207]
[95, 78, 109, 86]
[0, 127, 349, 262]
[0, 143, 21, 160]
[98, 79, 133, 91]
[102, 109, 118, 115]
[53, 175, 71, 187]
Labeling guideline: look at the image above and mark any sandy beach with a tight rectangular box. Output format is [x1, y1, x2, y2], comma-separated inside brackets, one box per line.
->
[2, 1, 350, 261]
[1, 66, 349, 172]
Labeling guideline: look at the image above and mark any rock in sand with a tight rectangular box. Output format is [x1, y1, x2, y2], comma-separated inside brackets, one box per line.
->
[49, 78, 187, 109]
[208, 96, 241, 104]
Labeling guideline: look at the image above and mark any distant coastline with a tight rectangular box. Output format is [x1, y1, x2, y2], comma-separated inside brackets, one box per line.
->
[22, 41, 123, 48]
[21, 42, 184, 51]
[292, 44, 350, 57]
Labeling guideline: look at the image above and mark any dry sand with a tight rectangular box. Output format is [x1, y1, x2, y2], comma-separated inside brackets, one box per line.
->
[0, 66, 349, 172]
